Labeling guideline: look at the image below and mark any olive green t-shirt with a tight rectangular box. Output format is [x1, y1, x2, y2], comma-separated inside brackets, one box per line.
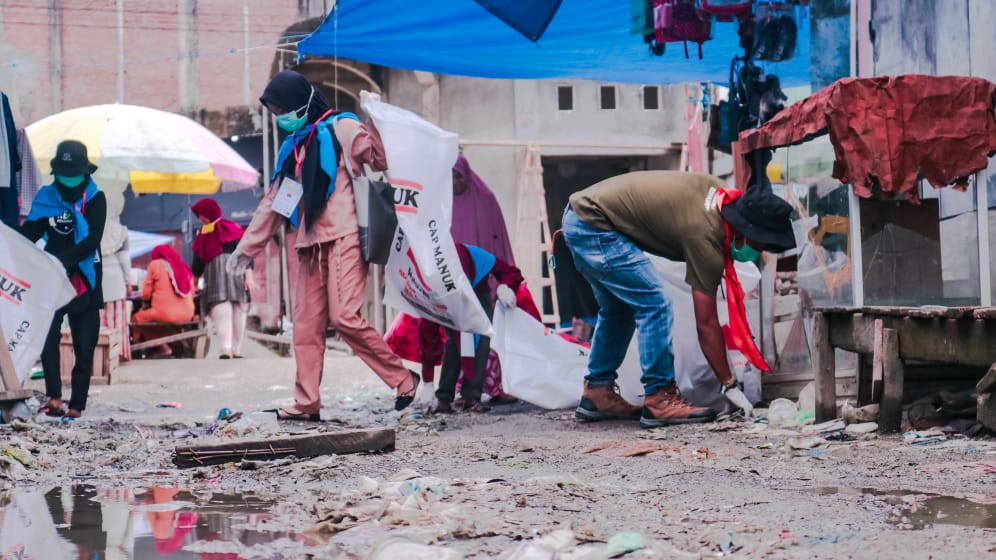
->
[569, 170, 727, 295]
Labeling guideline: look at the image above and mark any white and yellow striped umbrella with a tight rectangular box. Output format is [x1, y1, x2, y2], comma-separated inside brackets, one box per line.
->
[26, 104, 258, 194]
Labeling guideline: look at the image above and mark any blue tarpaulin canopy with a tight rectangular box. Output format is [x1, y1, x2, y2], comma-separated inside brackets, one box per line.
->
[298, 1, 811, 86]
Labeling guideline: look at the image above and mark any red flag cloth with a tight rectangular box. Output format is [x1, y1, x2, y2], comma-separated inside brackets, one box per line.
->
[737, 75, 996, 201]
[715, 188, 771, 372]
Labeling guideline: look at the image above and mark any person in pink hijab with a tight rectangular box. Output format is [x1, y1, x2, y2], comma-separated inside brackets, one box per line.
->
[450, 153, 515, 264]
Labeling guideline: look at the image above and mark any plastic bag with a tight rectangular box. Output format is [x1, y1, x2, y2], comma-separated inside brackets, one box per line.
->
[617, 256, 761, 412]
[0, 223, 75, 383]
[361, 92, 492, 336]
[492, 306, 595, 410]
[495, 255, 761, 411]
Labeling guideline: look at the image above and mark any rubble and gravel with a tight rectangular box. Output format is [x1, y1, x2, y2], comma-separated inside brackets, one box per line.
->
[2, 351, 994, 559]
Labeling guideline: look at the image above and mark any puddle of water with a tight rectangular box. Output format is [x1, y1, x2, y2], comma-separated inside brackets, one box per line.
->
[0, 485, 310, 559]
[810, 487, 996, 530]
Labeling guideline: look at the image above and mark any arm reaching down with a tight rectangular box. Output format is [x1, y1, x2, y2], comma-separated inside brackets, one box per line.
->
[692, 288, 734, 386]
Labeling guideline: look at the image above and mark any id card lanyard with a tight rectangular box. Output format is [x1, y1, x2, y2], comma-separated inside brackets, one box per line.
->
[292, 109, 336, 178]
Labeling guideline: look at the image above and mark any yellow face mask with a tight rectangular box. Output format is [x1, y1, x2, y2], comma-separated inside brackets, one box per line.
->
[200, 220, 217, 234]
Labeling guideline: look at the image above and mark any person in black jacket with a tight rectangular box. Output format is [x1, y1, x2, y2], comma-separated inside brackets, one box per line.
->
[20, 140, 105, 419]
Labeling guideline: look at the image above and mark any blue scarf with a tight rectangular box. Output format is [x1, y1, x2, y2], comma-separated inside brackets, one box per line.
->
[464, 244, 497, 288]
[27, 180, 99, 288]
[272, 112, 360, 228]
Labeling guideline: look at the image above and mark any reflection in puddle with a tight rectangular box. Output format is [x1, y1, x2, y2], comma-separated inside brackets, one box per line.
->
[811, 487, 996, 530]
[0, 485, 308, 559]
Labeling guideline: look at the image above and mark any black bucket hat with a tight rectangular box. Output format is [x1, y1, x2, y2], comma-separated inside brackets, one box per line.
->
[50, 140, 98, 176]
[720, 185, 796, 252]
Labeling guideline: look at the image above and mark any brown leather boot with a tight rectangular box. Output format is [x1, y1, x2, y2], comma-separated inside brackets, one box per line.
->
[640, 382, 716, 428]
[575, 382, 641, 421]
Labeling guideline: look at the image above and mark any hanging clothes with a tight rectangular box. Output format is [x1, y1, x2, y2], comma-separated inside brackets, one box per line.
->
[0, 92, 21, 229]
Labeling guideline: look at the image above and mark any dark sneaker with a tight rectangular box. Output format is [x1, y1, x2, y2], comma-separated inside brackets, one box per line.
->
[640, 382, 715, 428]
[575, 382, 641, 421]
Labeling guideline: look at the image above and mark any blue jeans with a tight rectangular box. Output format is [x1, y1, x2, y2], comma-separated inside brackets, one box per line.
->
[561, 207, 675, 395]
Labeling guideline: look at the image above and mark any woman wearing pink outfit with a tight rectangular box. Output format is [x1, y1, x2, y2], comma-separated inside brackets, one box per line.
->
[230, 71, 418, 420]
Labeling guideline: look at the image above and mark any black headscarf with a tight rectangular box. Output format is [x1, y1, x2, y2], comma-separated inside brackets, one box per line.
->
[260, 70, 343, 232]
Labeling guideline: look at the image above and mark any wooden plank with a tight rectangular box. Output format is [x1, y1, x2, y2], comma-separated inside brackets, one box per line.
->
[813, 313, 837, 422]
[131, 328, 208, 352]
[194, 334, 209, 359]
[878, 328, 905, 433]
[172, 427, 396, 468]
[827, 313, 876, 353]
[871, 319, 884, 402]
[0, 389, 35, 402]
[974, 307, 996, 320]
[827, 313, 996, 365]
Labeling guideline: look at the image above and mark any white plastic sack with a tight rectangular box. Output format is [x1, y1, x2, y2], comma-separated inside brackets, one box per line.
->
[492, 306, 595, 410]
[0, 222, 75, 384]
[618, 256, 762, 412]
[361, 92, 492, 336]
[495, 255, 761, 411]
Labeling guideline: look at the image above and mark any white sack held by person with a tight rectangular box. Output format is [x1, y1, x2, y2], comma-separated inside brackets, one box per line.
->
[493, 255, 760, 413]
[0, 222, 75, 383]
[360, 92, 492, 336]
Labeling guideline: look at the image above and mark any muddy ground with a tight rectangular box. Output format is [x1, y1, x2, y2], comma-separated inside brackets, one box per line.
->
[1, 345, 994, 559]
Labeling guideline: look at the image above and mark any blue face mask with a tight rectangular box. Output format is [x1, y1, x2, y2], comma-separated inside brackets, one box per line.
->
[274, 89, 314, 132]
[730, 239, 762, 263]
[56, 175, 86, 188]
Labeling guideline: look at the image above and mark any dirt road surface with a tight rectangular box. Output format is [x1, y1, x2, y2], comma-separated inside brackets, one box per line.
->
[2, 347, 993, 559]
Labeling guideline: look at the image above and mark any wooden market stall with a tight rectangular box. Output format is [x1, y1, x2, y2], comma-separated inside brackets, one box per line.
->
[735, 75, 996, 431]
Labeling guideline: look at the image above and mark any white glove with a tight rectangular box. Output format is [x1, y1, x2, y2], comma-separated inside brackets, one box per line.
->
[496, 284, 517, 308]
[723, 386, 754, 418]
[412, 381, 435, 410]
[226, 250, 254, 277]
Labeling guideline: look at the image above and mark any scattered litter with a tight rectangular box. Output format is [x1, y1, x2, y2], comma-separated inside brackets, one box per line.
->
[844, 422, 878, 435]
[507, 530, 576, 560]
[803, 419, 846, 434]
[795, 409, 816, 424]
[698, 528, 736, 554]
[767, 399, 798, 427]
[366, 538, 463, 560]
[217, 407, 233, 420]
[903, 428, 948, 445]
[557, 481, 596, 493]
[801, 533, 853, 545]
[707, 421, 741, 432]
[637, 427, 669, 440]
[796, 383, 815, 418]
[756, 443, 773, 449]
[788, 437, 826, 450]
[825, 430, 857, 442]
[10, 419, 32, 432]
[842, 401, 880, 424]
[582, 440, 675, 458]
[1, 445, 36, 468]
[219, 411, 280, 437]
[117, 405, 145, 413]
[157, 402, 183, 408]
[606, 532, 646, 557]
[30, 370, 44, 379]
[694, 448, 716, 460]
